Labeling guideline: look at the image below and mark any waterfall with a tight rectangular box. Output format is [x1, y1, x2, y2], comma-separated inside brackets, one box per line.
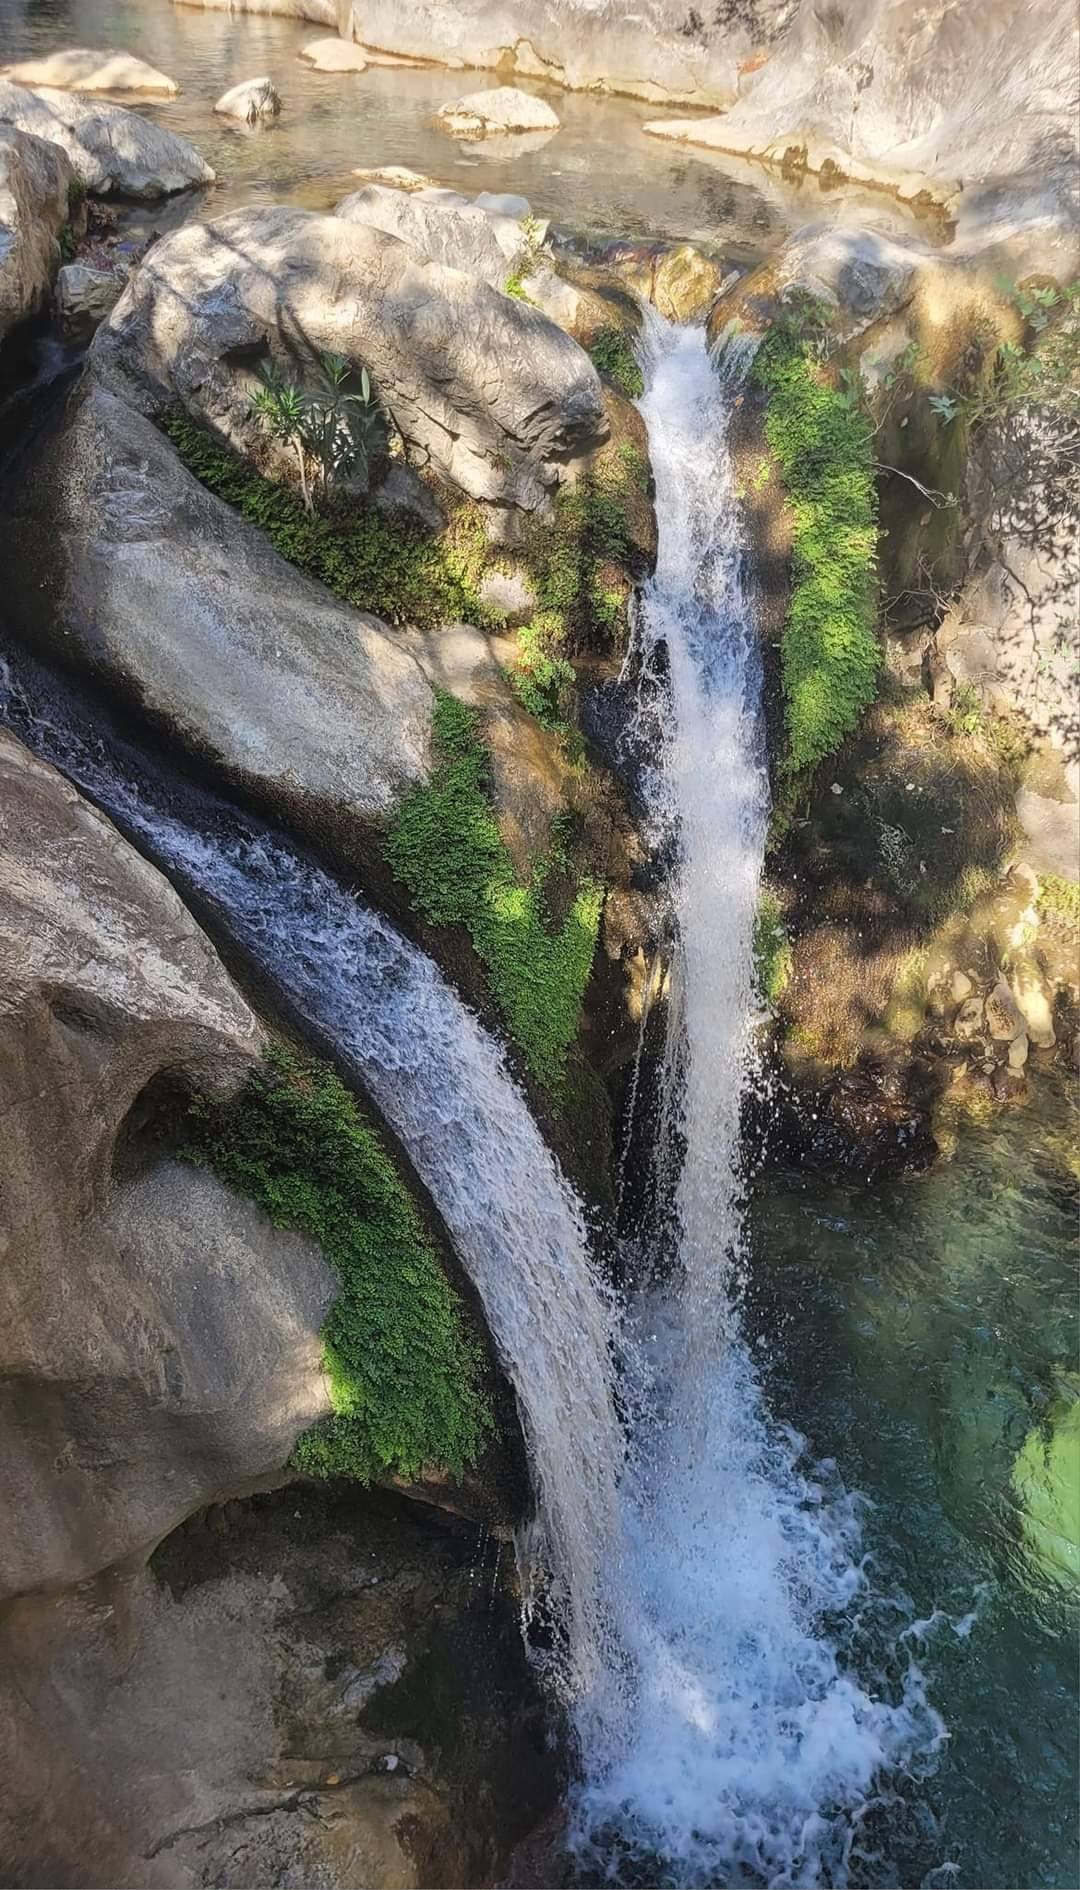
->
[0, 659, 625, 1721]
[569, 322, 943, 1885]
[0, 318, 946, 1886]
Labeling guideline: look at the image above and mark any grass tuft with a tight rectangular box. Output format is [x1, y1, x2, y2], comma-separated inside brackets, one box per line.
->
[386, 694, 602, 1089]
[163, 414, 498, 633]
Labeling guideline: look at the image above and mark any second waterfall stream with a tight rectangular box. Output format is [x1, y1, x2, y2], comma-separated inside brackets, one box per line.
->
[569, 321, 943, 1884]
[0, 322, 945, 1888]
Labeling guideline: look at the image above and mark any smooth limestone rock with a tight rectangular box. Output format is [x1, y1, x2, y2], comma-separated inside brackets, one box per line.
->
[436, 84, 559, 137]
[0, 80, 214, 197]
[300, 35, 368, 70]
[640, 0, 1076, 213]
[92, 204, 608, 511]
[0, 728, 335, 1599]
[334, 182, 514, 288]
[55, 259, 123, 325]
[214, 75, 282, 121]
[2, 383, 435, 858]
[0, 122, 74, 342]
[1, 47, 180, 95]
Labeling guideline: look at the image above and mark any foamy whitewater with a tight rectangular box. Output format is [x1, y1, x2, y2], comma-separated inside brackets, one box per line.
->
[568, 323, 944, 1885]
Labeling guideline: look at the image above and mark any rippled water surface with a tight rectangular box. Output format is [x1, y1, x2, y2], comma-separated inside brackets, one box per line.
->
[1, 0, 937, 249]
[747, 1081, 1079, 1888]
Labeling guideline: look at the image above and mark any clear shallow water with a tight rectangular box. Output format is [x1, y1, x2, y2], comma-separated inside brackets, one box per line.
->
[0, 0, 936, 248]
[747, 1083, 1079, 1888]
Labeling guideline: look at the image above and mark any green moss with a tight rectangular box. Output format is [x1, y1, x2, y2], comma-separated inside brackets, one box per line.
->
[589, 325, 645, 399]
[1038, 873, 1080, 930]
[163, 415, 497, 633]
[519, 447, 641, 658]
[184, 1044, 491, 1483]
[386, 694, 602, 1089]
[509, 612, 576, 726]
[752, 890, 793, 1006]
[752, 327, 880, 778]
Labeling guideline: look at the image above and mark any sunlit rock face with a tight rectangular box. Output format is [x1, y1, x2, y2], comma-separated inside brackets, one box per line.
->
[92, 204, 608, 513]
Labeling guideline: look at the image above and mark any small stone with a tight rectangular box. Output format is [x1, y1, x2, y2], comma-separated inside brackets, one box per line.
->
[436, 85, 560, 139]
[479, 567, 536, 627]
[299, 38, 368, 72]
[56, 262, 124, 327]
[830, 781, 843, 795]
[953, 996, 986, 1040]
[985, 980, 1025, 1042]
[214, 78, 281, 122]
[1008, 1033, 1029, 1070]
[949, 969, 974, 1003]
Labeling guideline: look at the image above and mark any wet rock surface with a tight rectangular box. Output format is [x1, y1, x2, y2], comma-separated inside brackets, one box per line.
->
[0, 121, 73, 342]
[0, 1485, 559, 1889]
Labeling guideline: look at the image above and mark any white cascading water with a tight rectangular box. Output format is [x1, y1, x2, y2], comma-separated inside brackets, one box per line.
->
[0, 659, 625, 1723]
[569, 321, 943, 1885]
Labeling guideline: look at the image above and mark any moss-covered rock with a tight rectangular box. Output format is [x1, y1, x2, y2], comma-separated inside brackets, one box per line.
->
[185, 1044, 493, 1486]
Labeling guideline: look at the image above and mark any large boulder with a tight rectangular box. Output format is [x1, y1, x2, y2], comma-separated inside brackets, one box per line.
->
[0, 1487, 555, 1889]
[214, 75, 282, 120]
[0, 729, 335, 1599]
[334, 182, 522, 288]
[1, 47, 180, 95]
[0, 382, 435, 855]
[0, 122, 74, 342]
[0, 80, 214, 197]
[91, 204, 608, 511]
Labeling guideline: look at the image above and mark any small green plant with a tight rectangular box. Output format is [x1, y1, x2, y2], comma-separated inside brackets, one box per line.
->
[163, 415, 496, 632]
[387, 693, 602, 1089]
[250, 352, 387, 514]
[752, 891, 793, 1006]
[184, 1044, 491, 1483]
[930, 281, 1080, 431]
[509, 612, 576, 726]
[57, 222, 77, 263]
[504, 213, 545, 302]
[588, 326, 645, 400]
[752, 312, 880, 777]
[1037, 873, 1080, 931]
[943, 679, 985, 737]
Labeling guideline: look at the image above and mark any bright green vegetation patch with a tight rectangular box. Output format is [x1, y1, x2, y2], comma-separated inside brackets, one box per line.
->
[386, 693, 602, 1089]
[589, 325, 645, 399]
[506, 439, 648, 725]
[752, 890, 793, 1006]
[163, 415, 497, 634]
[1037, 872, 1080, 930]
[184, 1044, 491, 1483]
[752, 328, 880, 777]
